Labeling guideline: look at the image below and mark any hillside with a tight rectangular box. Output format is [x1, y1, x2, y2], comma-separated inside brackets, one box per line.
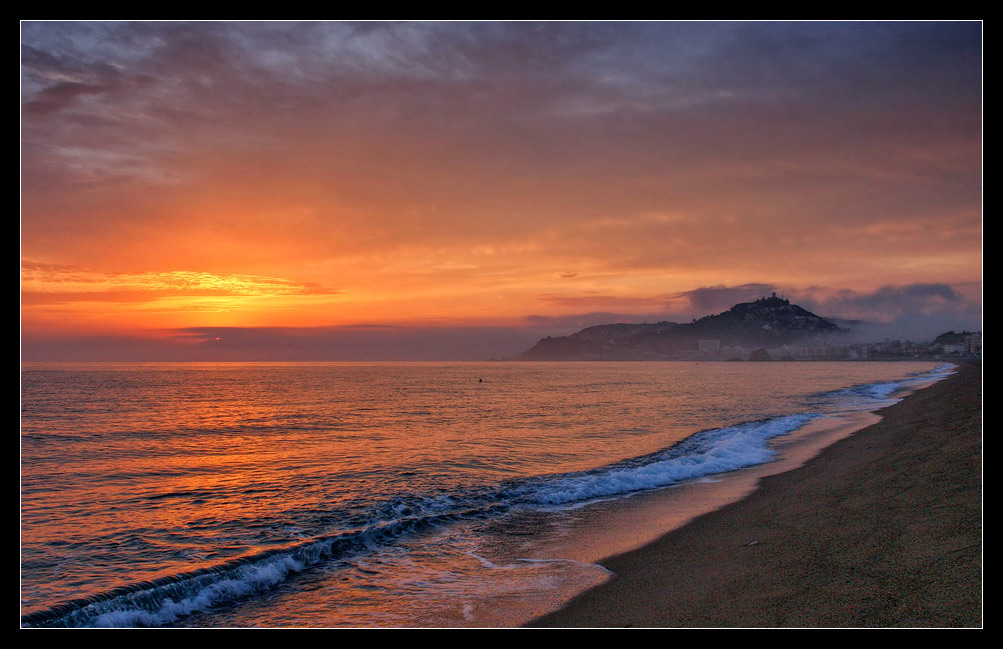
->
[521, 295, 847, 360]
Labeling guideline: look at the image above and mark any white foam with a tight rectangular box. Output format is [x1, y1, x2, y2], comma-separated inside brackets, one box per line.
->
[527, 413, 817, 507]
[83, 554, 307, 628]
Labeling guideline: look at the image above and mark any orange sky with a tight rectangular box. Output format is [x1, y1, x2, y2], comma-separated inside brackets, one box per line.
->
[21, 21, 982, 360]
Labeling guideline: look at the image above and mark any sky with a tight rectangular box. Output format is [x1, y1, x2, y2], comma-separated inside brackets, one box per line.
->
[20, 21, 983, 361]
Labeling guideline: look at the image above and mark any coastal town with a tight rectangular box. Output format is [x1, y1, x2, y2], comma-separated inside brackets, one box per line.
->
[681, 330, 982, 362]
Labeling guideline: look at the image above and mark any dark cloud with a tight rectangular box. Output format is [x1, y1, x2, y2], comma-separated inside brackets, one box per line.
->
[22, 22, 981, 147]
[21, 22, 981, 232]
[675, 284, 779, 314]
[536, 293, 669, 309]
[22, 81, 110, 116]
[790, 282, 981, 342]
[21, 325, 542, 362]
[799, 283, 970, 321]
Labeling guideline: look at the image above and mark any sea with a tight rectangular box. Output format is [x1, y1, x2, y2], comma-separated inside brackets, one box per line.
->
[20, 360, 954, 628]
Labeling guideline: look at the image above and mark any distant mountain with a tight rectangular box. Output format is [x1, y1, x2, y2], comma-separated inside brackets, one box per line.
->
[520, 295, 847, 360]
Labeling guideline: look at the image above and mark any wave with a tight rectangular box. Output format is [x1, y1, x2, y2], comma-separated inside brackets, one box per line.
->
[518, 413, 818, 507]
[18, 413, 819, 627]
[809, 362, 956, 410]
[21, 498, 510, 628]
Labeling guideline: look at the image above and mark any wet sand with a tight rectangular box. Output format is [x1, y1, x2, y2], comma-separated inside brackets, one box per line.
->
[527, 361, 982, 628]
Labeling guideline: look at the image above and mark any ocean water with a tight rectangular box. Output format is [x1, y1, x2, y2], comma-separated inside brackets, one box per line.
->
[20, 360, 953, 628]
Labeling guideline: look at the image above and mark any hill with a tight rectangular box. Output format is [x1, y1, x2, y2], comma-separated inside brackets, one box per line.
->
[520, 295, 846, 360]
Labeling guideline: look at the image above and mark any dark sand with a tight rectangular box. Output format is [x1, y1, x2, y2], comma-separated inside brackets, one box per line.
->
[527, 361, 982, 628]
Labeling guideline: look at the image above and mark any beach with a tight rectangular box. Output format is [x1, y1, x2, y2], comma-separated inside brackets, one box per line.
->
[527, 361, 982, 628]
[20, 361, 971, 627]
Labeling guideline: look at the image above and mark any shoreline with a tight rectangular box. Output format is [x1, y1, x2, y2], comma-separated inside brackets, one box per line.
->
[526, 361, 982, 628]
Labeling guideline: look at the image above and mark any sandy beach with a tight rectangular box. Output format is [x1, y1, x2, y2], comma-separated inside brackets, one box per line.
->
[527, 361, 982, 628]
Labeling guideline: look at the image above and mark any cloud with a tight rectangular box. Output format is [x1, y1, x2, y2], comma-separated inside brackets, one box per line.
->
[536, 293, 669, 309]
[797, 283, 972, 322]
[788, 282, 982, 341]
[21, 324, 542, 362]
[21, 262, 339, 303]
[20, 22, 982, 358]
[22, 81, 111, 116]
[673, 284, 779, 315]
